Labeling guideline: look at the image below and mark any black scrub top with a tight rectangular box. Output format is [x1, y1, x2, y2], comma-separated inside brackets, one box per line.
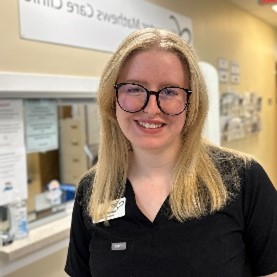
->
[65, 160, 277, 277]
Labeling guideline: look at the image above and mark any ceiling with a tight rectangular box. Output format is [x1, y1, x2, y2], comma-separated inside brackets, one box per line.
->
[228, 0, 277, 28]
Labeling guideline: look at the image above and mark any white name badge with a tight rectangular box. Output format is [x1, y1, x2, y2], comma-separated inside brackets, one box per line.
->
[93, 197, 126, 223]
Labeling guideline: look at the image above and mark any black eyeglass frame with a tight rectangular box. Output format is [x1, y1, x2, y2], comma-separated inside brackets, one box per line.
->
[114, 82, 192, 116]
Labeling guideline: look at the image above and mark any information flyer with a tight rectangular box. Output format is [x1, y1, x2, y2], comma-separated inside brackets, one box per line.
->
[25, 100, 58, 153]
[0, 100, 28, 205]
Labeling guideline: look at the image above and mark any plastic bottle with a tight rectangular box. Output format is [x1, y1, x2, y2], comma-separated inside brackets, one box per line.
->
[9, 197, 29, 240]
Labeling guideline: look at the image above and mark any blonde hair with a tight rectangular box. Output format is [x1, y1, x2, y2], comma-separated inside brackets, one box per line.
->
[88, 28, 249, 222]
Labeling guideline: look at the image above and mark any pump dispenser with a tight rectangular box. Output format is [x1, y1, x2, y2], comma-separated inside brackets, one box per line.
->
[9, 193, 29, 240]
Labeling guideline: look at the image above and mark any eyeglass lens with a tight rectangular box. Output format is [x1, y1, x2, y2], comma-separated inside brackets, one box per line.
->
[116, 83, 189, 115]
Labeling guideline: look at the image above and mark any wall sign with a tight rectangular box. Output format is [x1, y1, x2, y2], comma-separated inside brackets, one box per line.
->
[0, 100, 28, 205]
[18, 0, 193, 52]
[25, 100, 58, 153]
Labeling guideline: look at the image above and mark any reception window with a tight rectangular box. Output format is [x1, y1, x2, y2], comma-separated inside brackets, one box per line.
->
[0, 73, 100, 235]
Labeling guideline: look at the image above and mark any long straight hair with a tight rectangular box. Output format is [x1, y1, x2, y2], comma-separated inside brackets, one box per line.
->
[88, 28, 246, 223]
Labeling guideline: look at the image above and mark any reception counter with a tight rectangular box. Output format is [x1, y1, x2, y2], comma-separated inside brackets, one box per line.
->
[0, 208, 72, 276]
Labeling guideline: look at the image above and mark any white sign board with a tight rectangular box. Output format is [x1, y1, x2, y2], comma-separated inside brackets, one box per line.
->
[18, 0, 192, 52]
[25, 100, 58, 153]
[0, 100, 28, 205]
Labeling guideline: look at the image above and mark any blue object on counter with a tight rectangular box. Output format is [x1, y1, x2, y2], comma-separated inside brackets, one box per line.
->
[60, 184, 76, 202]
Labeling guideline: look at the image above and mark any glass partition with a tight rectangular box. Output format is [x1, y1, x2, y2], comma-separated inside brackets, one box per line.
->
[0, 99, 100, 243]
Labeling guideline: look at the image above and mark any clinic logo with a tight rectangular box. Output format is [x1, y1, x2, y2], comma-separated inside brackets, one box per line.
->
[169, 15, 192, 43]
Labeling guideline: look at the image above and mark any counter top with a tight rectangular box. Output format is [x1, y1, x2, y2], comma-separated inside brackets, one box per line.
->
[0, 215, 71, 262]
[0, 206, 73, 275]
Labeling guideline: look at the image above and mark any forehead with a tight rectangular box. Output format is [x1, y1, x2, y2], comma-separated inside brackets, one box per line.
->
[117, 49, 188, 86]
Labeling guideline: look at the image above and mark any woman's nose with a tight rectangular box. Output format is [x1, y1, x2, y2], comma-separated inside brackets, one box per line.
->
[143, 94, 161, 115]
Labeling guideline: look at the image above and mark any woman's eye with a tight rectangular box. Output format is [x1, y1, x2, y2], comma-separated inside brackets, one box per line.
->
[126, 85, 145, 93]
[128, 88, 141, 93]
[162, 88, 178, 96]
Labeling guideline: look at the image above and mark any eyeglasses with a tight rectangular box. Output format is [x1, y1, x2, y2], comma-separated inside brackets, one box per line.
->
[114, 83, 192, 116]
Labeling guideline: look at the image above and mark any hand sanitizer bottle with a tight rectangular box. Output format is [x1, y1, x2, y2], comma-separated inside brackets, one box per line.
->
[9, 197, 29, 240]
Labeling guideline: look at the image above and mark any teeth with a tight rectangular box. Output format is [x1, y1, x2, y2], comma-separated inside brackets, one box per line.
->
[138, 121, 163, 129]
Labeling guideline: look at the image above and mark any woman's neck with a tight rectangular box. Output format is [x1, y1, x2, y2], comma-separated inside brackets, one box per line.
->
[128, 147, 179, 222]
[128, 145, 179, 182]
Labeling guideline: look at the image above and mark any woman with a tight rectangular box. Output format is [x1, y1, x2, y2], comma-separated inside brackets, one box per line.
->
[65, 28, 277, 276]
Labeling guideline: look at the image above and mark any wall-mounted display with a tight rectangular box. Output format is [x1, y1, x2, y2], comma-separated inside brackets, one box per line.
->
[230, 61, 240, 84]
[217, 58, 240, 84]
[218, 58, 229, 83]
[220, 91, 262, 142]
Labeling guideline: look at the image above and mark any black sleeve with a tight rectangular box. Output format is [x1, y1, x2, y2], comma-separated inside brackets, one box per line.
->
[243, 160, 277, 276]
[65, 176, 93, 277]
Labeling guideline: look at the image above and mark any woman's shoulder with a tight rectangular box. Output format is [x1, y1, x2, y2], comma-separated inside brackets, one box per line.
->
[206, 143, 274, 190]
[207, 143, 251, 168]
[75, 169, 95, 206]
[205, 143, 255, 189]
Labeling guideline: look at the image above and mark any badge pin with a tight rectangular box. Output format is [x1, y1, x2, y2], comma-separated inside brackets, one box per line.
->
[111, 242, 126, 251]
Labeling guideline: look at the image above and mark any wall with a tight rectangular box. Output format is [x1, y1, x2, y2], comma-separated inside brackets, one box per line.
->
[0, 1, 111, 76]
[149, 0, 277, 185]
[1, 1, 276, 184]
[0, 0, 276, 276]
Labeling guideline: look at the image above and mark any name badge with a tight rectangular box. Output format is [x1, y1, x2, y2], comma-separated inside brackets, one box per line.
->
[93, 197, 126, 223]
[111, 242, 126, 251]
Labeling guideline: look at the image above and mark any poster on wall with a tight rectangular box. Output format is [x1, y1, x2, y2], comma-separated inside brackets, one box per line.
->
[0, 100, 28, 205]
[18, 0, 193, 52]
[25, 100, 58, 153]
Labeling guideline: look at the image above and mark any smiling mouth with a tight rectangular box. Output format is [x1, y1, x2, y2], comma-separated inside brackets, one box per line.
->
[137, 121, 164, 129]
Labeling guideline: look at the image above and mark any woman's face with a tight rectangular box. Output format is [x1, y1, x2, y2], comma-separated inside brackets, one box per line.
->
[116, 48, 189, 154]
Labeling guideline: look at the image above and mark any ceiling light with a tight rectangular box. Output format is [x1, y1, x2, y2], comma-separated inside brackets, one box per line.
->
[272, 5, 277, 13]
